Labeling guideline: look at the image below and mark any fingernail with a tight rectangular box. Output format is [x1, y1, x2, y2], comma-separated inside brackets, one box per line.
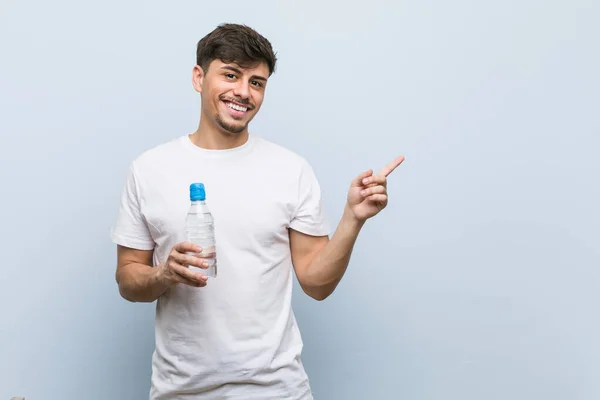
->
[360, 190, 367, 196]
[363, 178, 370, 184]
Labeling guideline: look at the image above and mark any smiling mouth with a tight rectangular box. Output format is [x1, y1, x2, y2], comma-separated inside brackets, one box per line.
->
[222, 97, 253, 113]
[225, 101, 248, 112]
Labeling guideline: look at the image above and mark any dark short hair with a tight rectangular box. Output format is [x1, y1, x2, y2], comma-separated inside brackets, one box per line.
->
[196, 23, 277, 76]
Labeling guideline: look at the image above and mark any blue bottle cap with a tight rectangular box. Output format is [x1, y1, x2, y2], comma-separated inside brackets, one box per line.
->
[190, 182, 206, 201]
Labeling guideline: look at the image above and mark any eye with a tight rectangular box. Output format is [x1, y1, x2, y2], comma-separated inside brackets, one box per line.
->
[251, 80, 263, 88]
[225, 73, 236, 80]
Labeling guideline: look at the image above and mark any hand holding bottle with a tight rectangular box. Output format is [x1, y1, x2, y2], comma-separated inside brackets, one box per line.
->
[157, 242, 210, 288]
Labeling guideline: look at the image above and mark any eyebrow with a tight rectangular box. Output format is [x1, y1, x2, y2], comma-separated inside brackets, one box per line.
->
[221, 65, 268, 82]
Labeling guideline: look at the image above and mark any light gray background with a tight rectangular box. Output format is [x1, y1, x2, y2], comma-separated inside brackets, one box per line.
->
[1, 0, 598, 399]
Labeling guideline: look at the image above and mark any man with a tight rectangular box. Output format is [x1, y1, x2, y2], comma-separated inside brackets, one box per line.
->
[111, 23, 404, 400]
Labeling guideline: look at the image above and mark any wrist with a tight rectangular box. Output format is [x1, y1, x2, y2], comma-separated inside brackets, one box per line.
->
[342, 204, 366, 231]
[154, 263, 173, 287]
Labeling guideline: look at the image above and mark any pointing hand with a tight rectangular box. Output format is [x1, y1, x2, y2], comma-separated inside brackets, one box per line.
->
[346, 156, 405, 222]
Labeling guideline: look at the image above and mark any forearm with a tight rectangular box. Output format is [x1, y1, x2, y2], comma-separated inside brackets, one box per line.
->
[116, 263, 169, 303]
[303, 206, 365, 300]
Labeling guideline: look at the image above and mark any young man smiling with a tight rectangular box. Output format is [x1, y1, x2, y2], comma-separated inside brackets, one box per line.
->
[111, 23, 404, 400]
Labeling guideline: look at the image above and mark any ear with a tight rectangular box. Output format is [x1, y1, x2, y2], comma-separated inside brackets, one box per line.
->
[192, 65, 204, 93]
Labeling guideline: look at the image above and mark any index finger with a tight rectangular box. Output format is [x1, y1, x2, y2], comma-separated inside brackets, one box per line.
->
[174, 241, 202, 254]
[378, 156, 405, 177]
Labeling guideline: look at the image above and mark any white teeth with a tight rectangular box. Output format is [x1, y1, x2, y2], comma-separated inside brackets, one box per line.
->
[227, 102, 247, 112]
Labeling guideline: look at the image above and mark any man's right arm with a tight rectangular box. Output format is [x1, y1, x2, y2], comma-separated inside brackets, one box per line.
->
[115, 242, 209, 303]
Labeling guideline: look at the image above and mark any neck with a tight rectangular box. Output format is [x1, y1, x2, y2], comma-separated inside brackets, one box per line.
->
[189, 113, 249, 150]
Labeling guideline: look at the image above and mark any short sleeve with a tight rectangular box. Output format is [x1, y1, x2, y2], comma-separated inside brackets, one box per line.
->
[110, 163, 155, 250]
[289, 160, 330, 236]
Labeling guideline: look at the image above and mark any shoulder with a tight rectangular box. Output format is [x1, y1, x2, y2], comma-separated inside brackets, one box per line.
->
[252, 136, 312, 170]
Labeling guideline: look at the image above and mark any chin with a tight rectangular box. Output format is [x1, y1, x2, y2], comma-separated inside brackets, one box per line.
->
[223, 128, 246, 135]
[215, 114, 249, 135]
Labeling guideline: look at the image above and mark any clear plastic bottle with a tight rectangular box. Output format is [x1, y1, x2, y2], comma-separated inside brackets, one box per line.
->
[185, 182, 217, 277]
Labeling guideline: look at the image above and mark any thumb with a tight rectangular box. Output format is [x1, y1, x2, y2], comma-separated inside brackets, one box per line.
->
[351, 169, 373, 187]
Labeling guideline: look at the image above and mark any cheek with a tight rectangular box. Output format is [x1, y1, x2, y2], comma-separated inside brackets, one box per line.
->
[252, 93, 265, 108]
[208, 87, 225, 106]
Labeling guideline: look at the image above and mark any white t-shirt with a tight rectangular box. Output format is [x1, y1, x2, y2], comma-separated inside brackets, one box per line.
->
[110, 134, 330, 400]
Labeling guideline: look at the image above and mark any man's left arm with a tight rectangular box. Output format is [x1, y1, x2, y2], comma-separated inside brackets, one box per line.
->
[291, 156, 405, 301]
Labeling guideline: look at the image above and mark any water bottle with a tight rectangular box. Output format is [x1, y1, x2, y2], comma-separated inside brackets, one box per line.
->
[185, 182, 217, 277]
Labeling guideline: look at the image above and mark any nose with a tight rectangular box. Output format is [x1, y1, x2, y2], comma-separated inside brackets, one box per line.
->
[232, 80, 250, 100]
